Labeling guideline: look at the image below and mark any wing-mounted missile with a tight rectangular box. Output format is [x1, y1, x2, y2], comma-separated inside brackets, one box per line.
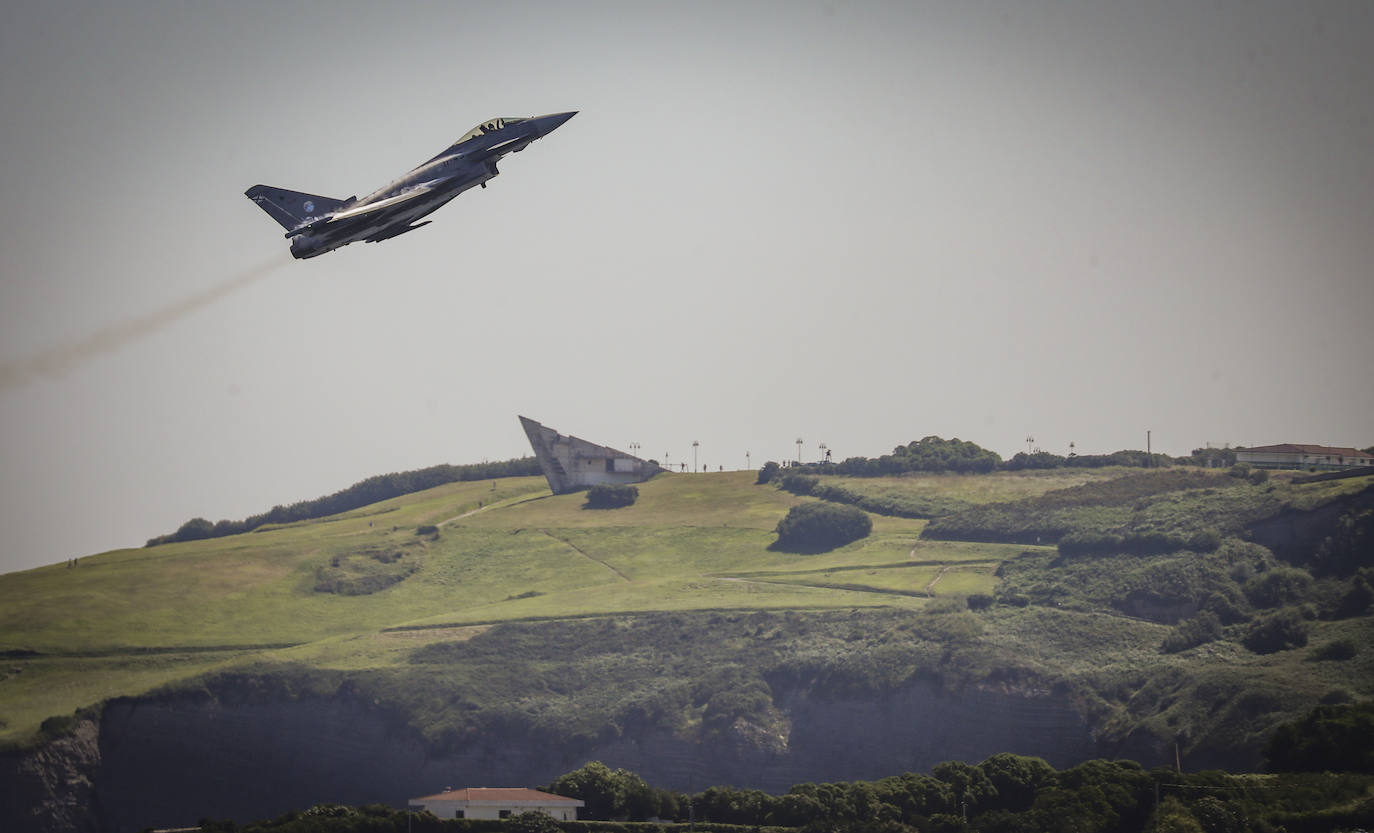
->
[366, 221, 432, 243]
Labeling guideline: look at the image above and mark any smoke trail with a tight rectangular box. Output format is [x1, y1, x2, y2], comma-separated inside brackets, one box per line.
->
[0, 256, 286, 392]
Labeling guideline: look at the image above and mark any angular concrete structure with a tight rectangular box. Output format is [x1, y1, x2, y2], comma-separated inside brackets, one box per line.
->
[520, 416, 664, 494]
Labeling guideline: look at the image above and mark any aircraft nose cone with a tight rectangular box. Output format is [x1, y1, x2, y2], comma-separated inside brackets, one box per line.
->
[536, 111, 577, 135]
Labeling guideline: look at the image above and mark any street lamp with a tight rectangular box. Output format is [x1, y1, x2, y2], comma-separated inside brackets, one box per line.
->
[818, 442, 828, 464]
[795, 437, 803, 464]
[692, 440, 699, 472]
[629, 442, 640, 458]
[746, 451, 751, 470]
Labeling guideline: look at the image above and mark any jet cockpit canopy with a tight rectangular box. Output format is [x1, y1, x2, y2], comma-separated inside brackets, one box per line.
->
[457, 117, 527, 144]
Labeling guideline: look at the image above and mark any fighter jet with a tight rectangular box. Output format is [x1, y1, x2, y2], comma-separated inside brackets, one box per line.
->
[245, 111, 576, 259]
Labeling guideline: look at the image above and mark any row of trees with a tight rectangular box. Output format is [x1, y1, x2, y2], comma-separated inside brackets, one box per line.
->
[197, 711, 1374, 832]
[760, 437, 1253, 481]
[537, 746, 1374, 832]
[146, 457, 542, 546]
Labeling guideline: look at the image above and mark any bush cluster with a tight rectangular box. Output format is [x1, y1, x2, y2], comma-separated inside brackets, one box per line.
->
[773, 502, 872, 552]
[1243, 608, 1309, 653]
[1160, 611, 1222, 653]
[585, 484, 638, 509]
[1058, 528, 1221, 557]
[1265, 701, 1374, 772]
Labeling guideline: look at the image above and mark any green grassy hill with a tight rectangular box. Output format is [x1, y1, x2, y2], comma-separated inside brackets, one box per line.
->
[1, 465, 1371, 774]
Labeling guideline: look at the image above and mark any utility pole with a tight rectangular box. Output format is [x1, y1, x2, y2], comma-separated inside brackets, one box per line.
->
[1147, 430, 1152, 468]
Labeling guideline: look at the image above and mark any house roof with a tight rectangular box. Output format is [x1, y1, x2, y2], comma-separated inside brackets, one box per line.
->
[1241, 444, 1372, 458]
[412, 788, 584, 805]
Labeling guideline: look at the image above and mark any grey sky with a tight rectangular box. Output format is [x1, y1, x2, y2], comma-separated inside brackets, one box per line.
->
[2, 1, 1371, 573]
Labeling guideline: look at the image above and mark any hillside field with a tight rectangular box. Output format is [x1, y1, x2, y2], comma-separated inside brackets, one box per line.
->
[1, 464, 1371, 776]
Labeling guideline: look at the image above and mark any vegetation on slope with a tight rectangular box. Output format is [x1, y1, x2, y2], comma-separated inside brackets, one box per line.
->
[199, 755, 1374, 833]
[2, 461, 1371, 778]
[146, 457, 542, 546]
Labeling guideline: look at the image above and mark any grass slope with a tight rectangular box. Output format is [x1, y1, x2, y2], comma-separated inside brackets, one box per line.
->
[0, 466, 1370, 767]
[0, 471, 988, 745]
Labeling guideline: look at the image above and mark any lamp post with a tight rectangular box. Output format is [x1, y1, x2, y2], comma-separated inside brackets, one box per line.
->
[629, 442, 640, 458]
[795, 437, 803, 464]
[746, 451, 751, 470]
[692, 440, 699, 472]
[819, 442, 827, 464]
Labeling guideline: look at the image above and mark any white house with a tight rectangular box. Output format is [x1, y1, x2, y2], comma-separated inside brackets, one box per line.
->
[409, 787, 585, 821]
[1234, 444, 1374, 471]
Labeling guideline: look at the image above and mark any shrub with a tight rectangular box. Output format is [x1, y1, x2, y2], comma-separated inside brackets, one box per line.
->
[966, 594, 995, 611]
[1244, 567, 1313, 608]
[510, 810, 562, 833]
[774, 502, 872, 552]
[1309, 638, 1357, 661]
[1334, 576, 1374, 618]
[1057, 531, 1124, 557]
[1243, 608, 1308, 653]
[1201, 591, 1250, 625]
[585, 484, 638, 509]
[1160, 610, 1222, 653]
[779, 473, 818, 495]
[415, 525, 439, 536]
[1186, 528, 1222, 552]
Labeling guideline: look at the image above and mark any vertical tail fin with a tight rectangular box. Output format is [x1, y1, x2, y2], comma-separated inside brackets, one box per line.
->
[244, 185, 348, 231]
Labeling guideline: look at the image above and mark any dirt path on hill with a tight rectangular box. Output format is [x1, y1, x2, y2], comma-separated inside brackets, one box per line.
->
[435, 493, 545, 527]
[541, 530, 630, 581]
[924, 565, 951, 594]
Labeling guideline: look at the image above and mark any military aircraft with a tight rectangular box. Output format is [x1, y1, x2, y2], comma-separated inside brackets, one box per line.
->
[246, 111, 577, 259]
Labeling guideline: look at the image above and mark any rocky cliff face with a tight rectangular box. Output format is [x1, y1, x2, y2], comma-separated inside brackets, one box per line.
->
[0, 719, 101, 833]
[6, 678, 1130, 833]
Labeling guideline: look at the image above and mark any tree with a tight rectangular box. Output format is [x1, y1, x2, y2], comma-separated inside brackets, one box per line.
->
[757, 461, 781, 484]
[976, 753, 1056, 813]
[546, 760, 659, 820]
[171, 517, 215, 543]
[931, 761, 998, 815]
[547, 761, 623, 818]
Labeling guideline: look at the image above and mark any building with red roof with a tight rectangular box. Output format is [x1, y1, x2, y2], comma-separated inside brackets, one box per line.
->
[408, 787, 585, 821]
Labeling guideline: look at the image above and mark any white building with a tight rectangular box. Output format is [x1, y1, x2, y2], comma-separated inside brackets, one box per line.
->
[1235, 444, 1374, 471]
[409, 787, 584, 820]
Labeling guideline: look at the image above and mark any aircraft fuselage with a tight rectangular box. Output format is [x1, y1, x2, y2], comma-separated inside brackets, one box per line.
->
[246, 111, 576, 259]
